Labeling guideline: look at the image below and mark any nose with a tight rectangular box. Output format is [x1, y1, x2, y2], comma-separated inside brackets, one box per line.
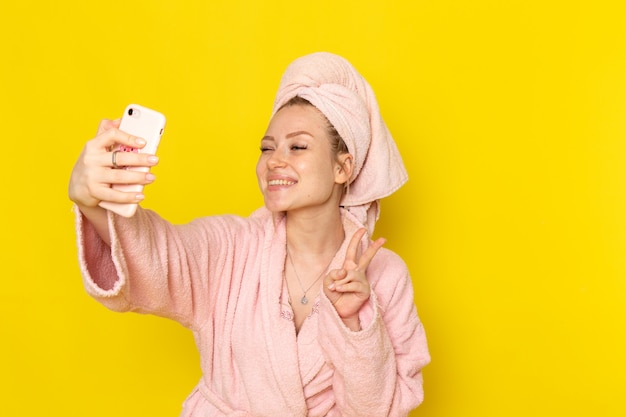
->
[266, 149, 286, 169]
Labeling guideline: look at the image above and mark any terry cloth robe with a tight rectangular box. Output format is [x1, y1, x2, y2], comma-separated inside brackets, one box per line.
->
[75, 206, 430, 416]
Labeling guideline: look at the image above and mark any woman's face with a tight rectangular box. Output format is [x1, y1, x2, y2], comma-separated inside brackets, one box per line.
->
[256, 104, 348, 215]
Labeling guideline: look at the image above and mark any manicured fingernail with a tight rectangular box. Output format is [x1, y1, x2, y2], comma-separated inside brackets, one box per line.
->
[146, 173, 156, 182]
[135, 137, 146, 146]
[136, 194, 145, 200]
[328, 283, 335, 290]
[147, 155, 159, 163]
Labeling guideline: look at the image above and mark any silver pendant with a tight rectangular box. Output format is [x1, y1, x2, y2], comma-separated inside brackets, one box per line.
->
[300, 295, 308, 305]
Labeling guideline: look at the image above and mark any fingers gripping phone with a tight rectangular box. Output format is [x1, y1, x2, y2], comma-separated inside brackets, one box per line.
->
[99, 104, 166, 217]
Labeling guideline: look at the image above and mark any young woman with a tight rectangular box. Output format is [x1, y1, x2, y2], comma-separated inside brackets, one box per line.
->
[69, 52, 430, 416]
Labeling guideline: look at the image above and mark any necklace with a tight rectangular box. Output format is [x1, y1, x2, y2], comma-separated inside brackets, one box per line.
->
[286, 246, 338, 305]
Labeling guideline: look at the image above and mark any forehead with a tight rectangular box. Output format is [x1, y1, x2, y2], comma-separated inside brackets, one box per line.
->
[267, 104, 329, 134]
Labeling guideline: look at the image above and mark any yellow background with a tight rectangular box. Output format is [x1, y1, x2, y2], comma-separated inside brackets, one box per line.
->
[1, 0, 625, 415]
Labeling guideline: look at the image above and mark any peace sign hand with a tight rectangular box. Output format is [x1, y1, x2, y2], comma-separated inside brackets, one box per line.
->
[323, 228, 386, 331]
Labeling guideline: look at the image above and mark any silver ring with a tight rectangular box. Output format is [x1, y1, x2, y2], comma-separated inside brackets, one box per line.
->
[111, 150, 120, 169]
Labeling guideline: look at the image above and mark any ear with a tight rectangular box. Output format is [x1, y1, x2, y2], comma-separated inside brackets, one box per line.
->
[334, 153, 354, 185]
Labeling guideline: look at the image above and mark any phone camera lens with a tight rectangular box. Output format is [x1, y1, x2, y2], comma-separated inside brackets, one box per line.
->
[128, 108, 134, 116]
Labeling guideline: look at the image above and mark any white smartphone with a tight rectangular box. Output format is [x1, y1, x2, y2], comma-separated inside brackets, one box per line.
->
[99, 104, 166, 217]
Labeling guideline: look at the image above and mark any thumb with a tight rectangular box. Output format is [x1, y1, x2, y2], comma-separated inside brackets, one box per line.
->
[96, 118, 121, 136]
[324, 268, 347, 291]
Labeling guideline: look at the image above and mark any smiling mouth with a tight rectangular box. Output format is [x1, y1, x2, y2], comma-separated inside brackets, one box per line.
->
[268, 179, 296, 186]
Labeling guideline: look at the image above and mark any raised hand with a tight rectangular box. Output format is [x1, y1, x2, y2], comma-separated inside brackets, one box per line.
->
[68, 119, 160, 245]
[69, 119, 159, 209]
[324, 228, 386, 330]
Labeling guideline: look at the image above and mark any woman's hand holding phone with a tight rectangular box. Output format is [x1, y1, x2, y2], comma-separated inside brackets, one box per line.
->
[69, 105, 165, 218]
[98, 104, 166, 217]
[69, 119, 159, 210]
[68, 118, 158, 245]
[69, 104, 165, 245]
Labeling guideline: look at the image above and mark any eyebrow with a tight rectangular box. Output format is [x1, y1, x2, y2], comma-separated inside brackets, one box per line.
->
[261, 130, 314, 142]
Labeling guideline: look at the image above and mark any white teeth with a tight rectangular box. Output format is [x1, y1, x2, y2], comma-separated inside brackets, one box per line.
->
[268, 179, 295, 186]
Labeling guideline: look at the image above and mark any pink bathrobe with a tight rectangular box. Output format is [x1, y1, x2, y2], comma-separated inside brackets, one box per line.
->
[76, 206, 430, 416]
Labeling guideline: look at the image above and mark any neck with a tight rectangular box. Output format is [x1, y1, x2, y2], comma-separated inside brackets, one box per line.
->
[285, 207, 345, 255]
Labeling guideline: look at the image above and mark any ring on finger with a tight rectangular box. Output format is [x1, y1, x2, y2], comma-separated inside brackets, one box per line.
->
[111, 150, 120, 169]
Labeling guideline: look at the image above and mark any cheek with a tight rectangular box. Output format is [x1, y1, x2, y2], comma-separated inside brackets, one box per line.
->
[255, 159, 265, 184]
[255, 155, 265, 174]
[309, 166, 337, 192]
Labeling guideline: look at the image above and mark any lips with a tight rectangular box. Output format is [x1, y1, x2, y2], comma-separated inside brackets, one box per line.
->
[268, 179, 296, 186]
[266, 174, 297, 189]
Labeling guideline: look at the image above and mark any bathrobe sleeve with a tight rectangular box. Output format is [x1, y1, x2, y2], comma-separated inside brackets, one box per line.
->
[74, 206, 252, 329]
[317, 248, 430, 416]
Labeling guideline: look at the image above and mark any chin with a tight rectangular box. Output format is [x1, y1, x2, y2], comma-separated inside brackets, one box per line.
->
[263, 199, 288, 213]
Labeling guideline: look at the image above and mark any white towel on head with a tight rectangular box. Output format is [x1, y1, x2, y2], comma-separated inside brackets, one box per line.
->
[272, 52, 408, 234]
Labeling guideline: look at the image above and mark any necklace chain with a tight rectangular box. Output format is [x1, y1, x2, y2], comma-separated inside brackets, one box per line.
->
[286, 246, 338, 305]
